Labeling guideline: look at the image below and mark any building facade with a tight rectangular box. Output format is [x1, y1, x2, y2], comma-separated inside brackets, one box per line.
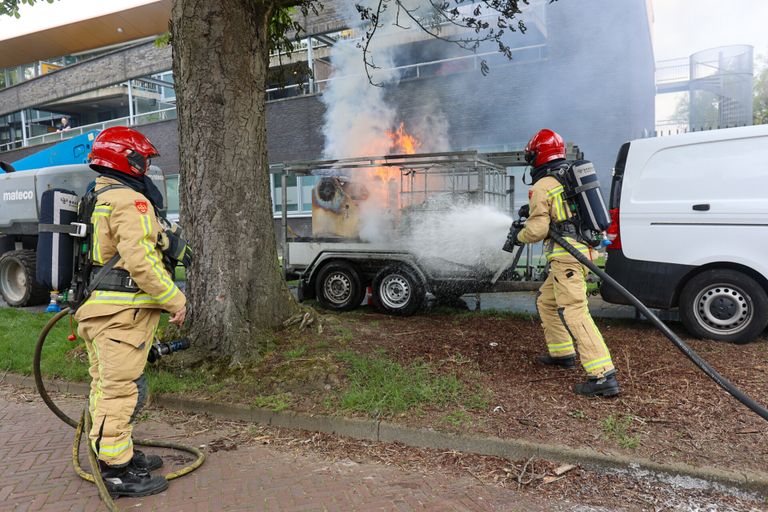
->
[0, 0, 655, 232]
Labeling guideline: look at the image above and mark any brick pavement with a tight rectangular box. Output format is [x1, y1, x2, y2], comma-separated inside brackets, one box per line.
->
[0, 384, 561, 512]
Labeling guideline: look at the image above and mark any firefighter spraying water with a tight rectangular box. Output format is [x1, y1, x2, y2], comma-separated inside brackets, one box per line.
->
[503, 129, 619, 397]
[506, 128, 768, 421]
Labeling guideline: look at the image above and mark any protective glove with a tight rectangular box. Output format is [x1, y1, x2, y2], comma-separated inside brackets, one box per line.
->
[157, 221, 193, 268]
[502, 221, 525, 253]
[517, 204, 530, 220]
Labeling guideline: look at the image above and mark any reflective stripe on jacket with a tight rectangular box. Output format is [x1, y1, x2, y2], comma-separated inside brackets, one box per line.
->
[516, 175, 592, 262]
[75, 176, 186, 322]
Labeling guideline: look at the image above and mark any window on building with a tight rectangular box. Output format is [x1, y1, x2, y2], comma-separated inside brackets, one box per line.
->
[164, 174, 180, 219]
[271, 174, 319, 215]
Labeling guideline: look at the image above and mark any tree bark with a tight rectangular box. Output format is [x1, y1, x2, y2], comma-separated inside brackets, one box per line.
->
[172, 0, 300, 362]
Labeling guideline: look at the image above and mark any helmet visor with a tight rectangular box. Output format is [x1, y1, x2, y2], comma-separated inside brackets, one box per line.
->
[126, 150, 150, 175]
[524, 150, 536, 165]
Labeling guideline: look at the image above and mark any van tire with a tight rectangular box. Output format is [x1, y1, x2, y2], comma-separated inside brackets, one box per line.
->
[679, 269, 768, 344]
[315, 261, 364, 311]
[372, 265, 425, 316]
[0, 250, 49, 307]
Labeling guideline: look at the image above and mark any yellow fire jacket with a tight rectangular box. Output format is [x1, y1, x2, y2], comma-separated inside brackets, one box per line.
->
[516, 175, 593, 262]
[74, 176, 186, 326]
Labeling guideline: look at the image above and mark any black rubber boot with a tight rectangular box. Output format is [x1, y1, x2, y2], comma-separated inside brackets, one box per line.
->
[573, 371, 621, 398]
[99, 459, 168, 498]
[535, 354, 577, 369]
[132, 450, 163, 472]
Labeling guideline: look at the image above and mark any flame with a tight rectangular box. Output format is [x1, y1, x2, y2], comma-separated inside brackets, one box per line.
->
[353, 123, 423, 212]
[386, 122, 421, 155]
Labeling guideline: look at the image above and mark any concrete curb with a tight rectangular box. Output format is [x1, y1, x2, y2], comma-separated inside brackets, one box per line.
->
[5, 372, 767, 495]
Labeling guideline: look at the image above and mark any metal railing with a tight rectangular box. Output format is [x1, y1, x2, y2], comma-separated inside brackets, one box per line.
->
[266, 44, 548, 101]
[650, 122, 753, 138]
[656, 58, 726, 85]
[656, 58, 690, 84]
[0, 107, 177, 153]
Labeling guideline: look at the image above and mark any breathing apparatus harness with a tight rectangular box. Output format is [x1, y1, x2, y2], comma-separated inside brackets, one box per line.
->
[39, 181, 193, 312]
[35, 182, 202, 511]
[507, 161, 768, 423]
[541, 159, 611, 248]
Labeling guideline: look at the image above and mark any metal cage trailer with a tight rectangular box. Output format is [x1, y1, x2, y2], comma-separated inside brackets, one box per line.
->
[272, 148, 582, 316]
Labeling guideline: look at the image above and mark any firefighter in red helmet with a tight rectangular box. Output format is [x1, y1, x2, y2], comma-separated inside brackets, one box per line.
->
[75, 126, 187, 496]
[505, 128, 620, 397]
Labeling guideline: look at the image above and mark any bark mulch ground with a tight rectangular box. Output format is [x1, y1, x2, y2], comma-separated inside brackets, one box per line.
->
[171, 305, 768, 478]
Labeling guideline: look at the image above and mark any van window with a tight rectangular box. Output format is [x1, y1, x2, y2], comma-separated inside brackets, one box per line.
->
[631, 136, 768, 202]
[610, 142, 630, 209]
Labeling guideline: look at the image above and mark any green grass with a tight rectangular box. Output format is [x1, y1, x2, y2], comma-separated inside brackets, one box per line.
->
[333, 326, 355, 344]
[283, 345, 308, 359]
[442, 409, 471, 427]
[337, 350, 463, 417]
[568, 409, 587, 420]
[252, 393, 294, 411]
[0, 309, 205, 394]
[601, 414, 640, 449]
[0, 308, 89, 381]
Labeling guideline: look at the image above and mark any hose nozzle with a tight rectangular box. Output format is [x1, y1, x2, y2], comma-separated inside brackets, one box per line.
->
[148, 338, 191, 363]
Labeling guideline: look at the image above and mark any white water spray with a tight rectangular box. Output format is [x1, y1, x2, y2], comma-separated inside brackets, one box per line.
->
[403, 205, 513, 272]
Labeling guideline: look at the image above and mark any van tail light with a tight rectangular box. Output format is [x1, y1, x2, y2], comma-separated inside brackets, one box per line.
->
[605, 208, 622, 250]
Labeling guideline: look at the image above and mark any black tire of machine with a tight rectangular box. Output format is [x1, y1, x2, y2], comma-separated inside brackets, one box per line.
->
[315, 261, 366, 311]
[0, 249, 49, 307]
[372, 264, 425, 316]
[679, 269, 768, 345]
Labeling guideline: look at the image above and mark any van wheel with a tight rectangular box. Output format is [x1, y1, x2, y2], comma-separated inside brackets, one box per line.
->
[679, 269, 768, 344]
[0, 250, 49, 307]
[315, 262, 364, 311]
[372, 265, 425, 316]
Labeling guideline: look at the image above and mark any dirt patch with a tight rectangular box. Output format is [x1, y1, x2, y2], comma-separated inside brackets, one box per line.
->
[162, 306, 768, 476]
[365, 310, 768, 474]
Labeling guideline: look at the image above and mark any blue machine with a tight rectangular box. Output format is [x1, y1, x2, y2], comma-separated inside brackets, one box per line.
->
[0, 130, 100, 173]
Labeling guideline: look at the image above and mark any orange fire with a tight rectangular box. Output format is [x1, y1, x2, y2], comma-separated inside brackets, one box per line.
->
[386, 122, 421, 155]
[358, 123, 422, 212]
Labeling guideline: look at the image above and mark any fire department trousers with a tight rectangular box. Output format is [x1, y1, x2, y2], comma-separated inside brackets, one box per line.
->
[77, 308, 161, 466]
[536, 259, 615, 378]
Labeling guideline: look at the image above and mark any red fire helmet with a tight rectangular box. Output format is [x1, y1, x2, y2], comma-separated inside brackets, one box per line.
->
[524, 129, 565, 168]
[89, 126, 160, 177]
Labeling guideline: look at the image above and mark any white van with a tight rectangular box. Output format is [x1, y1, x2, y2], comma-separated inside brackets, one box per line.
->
[601, 125, 768, 344]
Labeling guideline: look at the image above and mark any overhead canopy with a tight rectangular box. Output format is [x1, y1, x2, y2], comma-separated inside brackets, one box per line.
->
[0, 0, 171, 69]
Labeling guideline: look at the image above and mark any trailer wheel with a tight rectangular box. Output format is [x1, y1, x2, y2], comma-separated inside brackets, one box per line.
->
[372, 265, 425, 316]
[315, 261, 364, 311]
[679, 269, 768, 344]
[0, 250, 49, 307]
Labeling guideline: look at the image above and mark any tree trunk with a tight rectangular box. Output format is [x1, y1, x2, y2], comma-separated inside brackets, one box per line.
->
[172, 0, 300, 362]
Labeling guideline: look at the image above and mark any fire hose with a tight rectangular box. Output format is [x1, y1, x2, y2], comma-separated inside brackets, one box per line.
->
[34, 308, 206, 512]
[548, 228, 768, 423]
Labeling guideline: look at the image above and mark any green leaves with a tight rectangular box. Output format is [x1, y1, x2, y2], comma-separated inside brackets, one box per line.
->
[0, 0, 56, 19]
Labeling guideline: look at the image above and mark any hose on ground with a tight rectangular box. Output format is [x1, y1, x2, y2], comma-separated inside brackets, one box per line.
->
[549, 228, 768, 422]
[34, 307, 206, 510]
